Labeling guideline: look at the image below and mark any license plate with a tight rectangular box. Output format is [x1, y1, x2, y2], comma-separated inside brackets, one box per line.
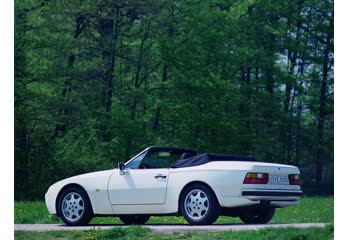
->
[269, 175, 289, 185]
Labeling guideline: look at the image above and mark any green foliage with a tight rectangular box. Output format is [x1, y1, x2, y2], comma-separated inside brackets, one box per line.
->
[15, 0, 333, 199]
[14, 196, 333, 224]
[15, 225, 334, 240]
[15, 201, 61, 224]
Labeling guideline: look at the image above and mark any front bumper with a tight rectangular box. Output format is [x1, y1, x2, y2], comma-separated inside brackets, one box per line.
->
[45, 187, 58, 215]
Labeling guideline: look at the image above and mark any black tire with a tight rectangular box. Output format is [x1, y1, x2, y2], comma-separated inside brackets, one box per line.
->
[119, 215, 150, 225]
[180, 183, 220, 225]
[57, 187, 93, 226]
[239, 207, 275, 224]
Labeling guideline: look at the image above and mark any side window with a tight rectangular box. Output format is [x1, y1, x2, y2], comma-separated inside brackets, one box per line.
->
[140, 151, 182, 169]
[125, 152, 147, 169]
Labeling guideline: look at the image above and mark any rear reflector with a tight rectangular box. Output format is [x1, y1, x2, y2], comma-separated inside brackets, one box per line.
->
[243, 172, 269, 184]
[289, 174, 301, 185]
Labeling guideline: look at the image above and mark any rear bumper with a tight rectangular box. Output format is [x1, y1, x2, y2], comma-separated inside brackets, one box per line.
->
[218, 189, 302, 208]
[242, 190, 303, 197]
[241, 189, 302, 207]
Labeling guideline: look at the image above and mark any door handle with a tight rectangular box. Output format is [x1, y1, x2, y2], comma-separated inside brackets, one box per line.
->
[154, 174, 167, 179]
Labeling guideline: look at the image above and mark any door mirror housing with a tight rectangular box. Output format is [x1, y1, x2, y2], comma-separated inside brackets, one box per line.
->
[118, 162, 126, 175]
[118, 162, 125, 170]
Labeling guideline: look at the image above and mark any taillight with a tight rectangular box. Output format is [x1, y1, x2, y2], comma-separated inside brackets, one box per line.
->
[289, 174, 300, 185]
[243, 172, 269, 184]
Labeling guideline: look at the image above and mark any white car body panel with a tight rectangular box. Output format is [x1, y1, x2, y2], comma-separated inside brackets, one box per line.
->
[46, 160, 301, 216]
[46, 170, 114, 215]
[108, 169, 170, 205]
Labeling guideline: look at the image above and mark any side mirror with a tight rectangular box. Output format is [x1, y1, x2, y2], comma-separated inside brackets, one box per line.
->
[118, 162, 125, 170]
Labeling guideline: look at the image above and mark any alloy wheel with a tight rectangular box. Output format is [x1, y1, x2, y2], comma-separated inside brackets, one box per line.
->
[61, 192, 85, 222]
[184, 189, 209, 220]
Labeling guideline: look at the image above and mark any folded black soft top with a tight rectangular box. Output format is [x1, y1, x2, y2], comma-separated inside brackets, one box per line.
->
[170, 153, 256, 168]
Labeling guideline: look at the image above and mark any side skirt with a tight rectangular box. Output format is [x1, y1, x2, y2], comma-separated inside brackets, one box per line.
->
[94, 212, 180, 217]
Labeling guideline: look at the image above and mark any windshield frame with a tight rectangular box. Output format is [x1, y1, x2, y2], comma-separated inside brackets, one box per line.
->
[124, 148, 149, 168]
[123, 146, 197, 169]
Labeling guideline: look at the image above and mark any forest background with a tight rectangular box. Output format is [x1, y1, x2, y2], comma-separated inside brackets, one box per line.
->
[14, 0, 333, 199]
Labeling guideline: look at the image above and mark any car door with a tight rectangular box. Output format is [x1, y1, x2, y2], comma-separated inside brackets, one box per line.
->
[108, 168, 169, 205]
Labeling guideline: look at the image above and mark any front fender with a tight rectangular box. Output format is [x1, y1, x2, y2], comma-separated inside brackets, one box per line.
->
[45, 170, 115, 215]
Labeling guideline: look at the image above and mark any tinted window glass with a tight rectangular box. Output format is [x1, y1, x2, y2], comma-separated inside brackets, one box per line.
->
[126, 152, 147, 169]
[140, 151, 182, 168]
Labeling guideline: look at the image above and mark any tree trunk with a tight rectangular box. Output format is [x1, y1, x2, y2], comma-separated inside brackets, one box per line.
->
[152, 65, 168, 132]
[100, 13, 119, 113]
[239, 66, 252, 153]
[294, 55, 305, 167]
[315, 14, 333, 183]
[295, 100, 302, 166]
[14, 121, 30, 199]
[54, 14, 87, 137]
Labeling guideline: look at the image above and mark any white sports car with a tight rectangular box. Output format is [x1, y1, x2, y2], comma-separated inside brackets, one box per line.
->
[45, 146, 302, 226]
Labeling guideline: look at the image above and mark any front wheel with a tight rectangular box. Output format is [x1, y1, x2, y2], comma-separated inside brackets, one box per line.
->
[239, 207, 275, 224]
[119, 215, 150, 225]
[180, 184, 220, 225]
[57, 187, 93, 226]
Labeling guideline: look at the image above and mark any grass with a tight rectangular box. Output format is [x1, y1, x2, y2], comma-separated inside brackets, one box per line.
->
[14, 225, 334, 240]
[14, 196, 334, 225]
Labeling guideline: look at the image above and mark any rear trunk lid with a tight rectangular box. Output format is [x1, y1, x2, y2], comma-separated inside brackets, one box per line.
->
[244, 162, 301, 190]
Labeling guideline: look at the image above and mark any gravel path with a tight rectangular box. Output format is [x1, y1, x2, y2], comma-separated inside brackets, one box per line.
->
[14, 223, 327, 233]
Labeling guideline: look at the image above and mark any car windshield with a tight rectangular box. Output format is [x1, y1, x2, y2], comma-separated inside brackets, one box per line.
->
[125, 149, 193, 169]
[125, 151, 147, 169]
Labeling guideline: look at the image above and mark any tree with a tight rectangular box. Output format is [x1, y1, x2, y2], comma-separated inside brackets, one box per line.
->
[14, 0, 334, 199]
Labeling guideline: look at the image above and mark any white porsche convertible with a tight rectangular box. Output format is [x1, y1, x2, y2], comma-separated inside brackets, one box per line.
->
[45, 146, 302, 226]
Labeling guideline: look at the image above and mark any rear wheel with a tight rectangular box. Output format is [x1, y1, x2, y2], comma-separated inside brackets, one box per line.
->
[57, 187, 93, 226]
[119, 215, 150, 225]
[180, 183, 220, 225]
[239, 207, 275, 224]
